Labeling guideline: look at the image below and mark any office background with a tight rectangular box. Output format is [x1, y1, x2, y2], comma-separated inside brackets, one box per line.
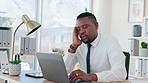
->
[0, 0, 148, 81]
[0, 0, 91, 70]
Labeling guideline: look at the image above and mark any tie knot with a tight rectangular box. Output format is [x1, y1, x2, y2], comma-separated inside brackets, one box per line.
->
[87, 43, 92, 48]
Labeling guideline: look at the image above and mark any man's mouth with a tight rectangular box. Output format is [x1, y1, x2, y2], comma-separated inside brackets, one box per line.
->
[80, 35, 87, 41]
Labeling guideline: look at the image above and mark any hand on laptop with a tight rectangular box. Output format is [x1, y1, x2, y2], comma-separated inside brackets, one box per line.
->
[69, 69, 97, 82]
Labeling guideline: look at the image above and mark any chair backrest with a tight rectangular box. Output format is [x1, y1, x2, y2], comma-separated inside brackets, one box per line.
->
[123, 51, 130, 80]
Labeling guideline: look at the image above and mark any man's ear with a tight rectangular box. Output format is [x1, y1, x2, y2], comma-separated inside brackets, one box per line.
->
[94, 22, 99, 30]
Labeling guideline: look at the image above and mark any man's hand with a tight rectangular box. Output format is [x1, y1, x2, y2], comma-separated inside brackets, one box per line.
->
[72, 27, 82, 48]
[68, 27, 82, 53]
[69, 69, 97, 82]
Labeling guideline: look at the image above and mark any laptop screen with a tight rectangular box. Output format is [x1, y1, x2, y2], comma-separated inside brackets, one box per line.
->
[37, 53, 70, 83]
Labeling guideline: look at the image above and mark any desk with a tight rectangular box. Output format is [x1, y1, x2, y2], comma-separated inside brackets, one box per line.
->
[0, 71, 148, 83]
[0, 71, 55, 83]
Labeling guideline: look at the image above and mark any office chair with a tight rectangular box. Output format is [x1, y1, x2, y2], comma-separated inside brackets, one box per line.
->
[123, 51, 130, 80]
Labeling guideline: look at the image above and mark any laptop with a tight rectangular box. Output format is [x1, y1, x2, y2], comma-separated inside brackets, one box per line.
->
[36, 53, 70, 83]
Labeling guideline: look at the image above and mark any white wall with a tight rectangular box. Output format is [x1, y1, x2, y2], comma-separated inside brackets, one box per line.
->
[145, 0, 148, 16]
[92, 0, 112, 35]
[111, 0, 133, 51]
[92, 0, 148, 51]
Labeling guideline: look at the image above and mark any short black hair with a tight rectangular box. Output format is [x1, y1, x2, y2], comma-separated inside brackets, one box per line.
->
[76, 12, 97, 21]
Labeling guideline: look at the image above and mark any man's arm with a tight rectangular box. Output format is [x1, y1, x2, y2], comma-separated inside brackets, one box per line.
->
[63, 52, 78, 74]
[96, 37, 127, 82]
[64, 26, 82, 73]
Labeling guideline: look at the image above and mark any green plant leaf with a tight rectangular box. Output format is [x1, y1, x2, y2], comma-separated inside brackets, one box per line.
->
[141, 42, 147, 48]
[85, 7, 88, 12]
[9, 60, 21, 64]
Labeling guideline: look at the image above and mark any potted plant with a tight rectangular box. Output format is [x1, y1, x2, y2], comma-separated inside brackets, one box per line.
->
[141, 42, 147, 48]
[52, 48, 64, 56]
[141, 42, 148, 57]
[9, 54, 21, 76]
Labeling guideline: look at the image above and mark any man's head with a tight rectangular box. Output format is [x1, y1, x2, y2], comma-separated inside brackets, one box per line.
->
[76, 12, 98, 44]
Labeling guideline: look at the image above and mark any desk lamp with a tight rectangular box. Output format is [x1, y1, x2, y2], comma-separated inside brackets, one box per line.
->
[11, 14, 41, 61]
[2, 14, 41, 74]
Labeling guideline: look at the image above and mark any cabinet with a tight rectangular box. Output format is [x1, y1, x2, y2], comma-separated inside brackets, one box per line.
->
[0, 27, 12, 69]
[128, 37, 148, 78]
[128, 37, 148, 56]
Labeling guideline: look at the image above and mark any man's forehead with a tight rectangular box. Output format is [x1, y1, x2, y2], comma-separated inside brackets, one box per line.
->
[75, 23, 86, 28]
[76, 18, 90, 27]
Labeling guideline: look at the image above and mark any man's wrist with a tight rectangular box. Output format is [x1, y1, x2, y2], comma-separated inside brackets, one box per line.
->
[68, 44, 78, 53]
[70, 44, 78, 50]
[89, 73, 98, 81]
[68, 48, 76, 53]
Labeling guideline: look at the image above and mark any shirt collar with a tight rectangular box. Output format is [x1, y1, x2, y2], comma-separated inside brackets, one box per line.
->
[90, 33, 101, 47]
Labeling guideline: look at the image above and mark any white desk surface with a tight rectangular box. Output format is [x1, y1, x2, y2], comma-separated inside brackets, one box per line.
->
[0, 70, 55, 83]
[1, 70, 148, 83]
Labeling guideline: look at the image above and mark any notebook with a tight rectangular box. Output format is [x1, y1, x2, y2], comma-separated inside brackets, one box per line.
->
[36, 53, 70, 83]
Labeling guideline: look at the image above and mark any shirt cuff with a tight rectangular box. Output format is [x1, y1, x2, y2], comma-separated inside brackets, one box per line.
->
[67, 51, 76, 55]
[64, 51, 76, 61]
[95, 73, 104, 82]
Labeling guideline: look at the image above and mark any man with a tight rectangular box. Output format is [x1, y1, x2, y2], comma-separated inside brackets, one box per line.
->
[64, 12, 127, 82]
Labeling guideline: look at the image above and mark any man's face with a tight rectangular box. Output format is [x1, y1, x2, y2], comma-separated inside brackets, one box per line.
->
[76, 17, 98, 44]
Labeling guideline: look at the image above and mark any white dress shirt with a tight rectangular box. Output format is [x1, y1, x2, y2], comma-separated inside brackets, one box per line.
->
[64, 34, 127, 82]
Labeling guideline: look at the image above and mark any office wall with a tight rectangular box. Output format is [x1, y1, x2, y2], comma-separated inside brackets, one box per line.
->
[111, 0, 133, 51]
[111, 0, 148, 51]
[145, 0, 148, 16]
[92, 0, 112, 35]
[92, 0, 148, 51]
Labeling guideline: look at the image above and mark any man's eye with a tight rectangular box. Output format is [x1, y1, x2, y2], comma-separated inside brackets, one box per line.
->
[77, 28, 80, 31]
[83, 25, 89, 29]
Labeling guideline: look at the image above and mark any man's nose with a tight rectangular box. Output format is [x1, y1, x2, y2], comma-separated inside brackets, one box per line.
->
[79, 28, 85, 35]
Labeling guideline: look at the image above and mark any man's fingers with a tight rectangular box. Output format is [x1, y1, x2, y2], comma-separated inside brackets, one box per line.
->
[69, 72, 78, 81]
[70, 75, 83, 82]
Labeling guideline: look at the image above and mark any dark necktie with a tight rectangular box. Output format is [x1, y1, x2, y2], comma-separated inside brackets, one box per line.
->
[86, 43, 92, 73]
